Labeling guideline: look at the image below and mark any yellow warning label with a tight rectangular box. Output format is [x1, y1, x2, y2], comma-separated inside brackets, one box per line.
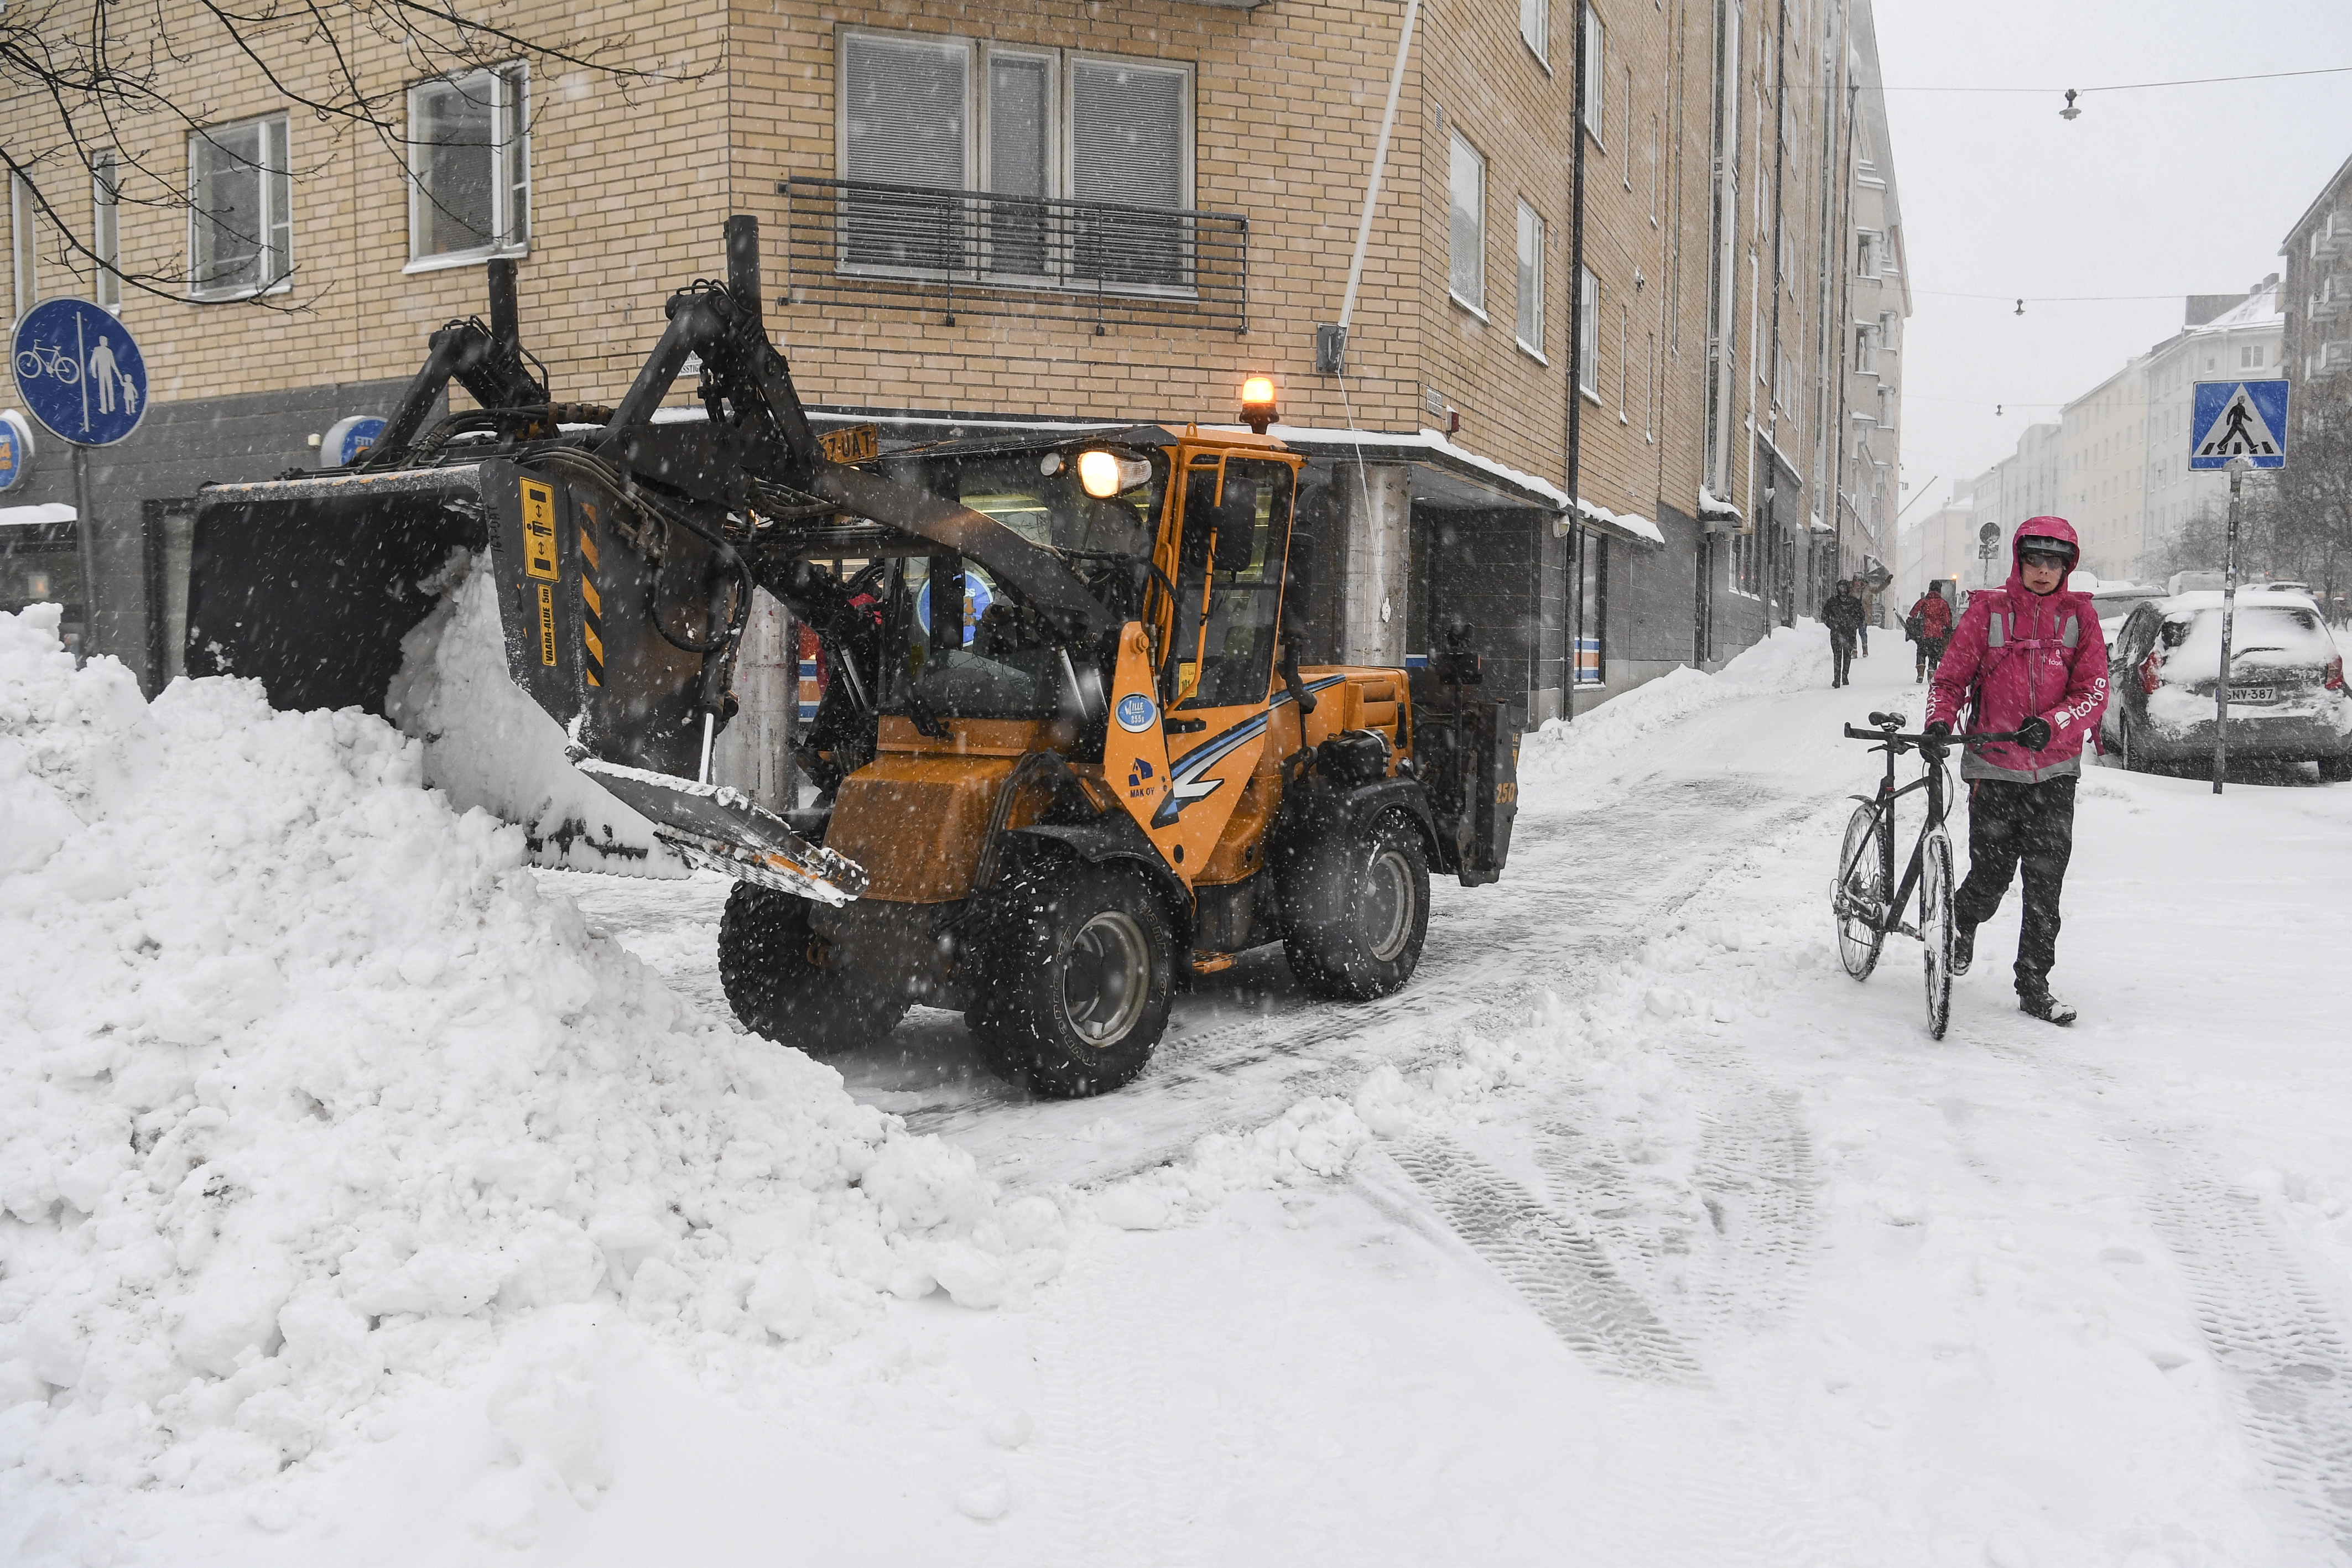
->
[537, 583, 558, 666]
[522, 480, 559, 582]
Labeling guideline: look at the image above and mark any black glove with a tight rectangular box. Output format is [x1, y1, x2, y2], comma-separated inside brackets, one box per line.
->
[1924, 721, 1951, 738]
[2017, 716, 2052, 752]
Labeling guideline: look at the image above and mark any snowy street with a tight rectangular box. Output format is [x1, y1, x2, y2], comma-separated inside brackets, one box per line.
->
[10, 612, 2352, 1566]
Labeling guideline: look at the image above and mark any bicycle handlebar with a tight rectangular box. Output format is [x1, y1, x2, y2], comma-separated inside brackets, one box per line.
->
[1841, 723, 2029, 751]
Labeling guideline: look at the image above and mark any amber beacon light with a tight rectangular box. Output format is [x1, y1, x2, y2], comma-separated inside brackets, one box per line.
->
[1240, 376, 1278, 434]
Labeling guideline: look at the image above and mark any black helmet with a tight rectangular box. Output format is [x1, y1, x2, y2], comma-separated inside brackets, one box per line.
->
[2016, 533, 2077, 568]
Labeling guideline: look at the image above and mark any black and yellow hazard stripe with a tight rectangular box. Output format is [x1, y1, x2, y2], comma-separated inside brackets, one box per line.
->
[578, 517, 605, 688]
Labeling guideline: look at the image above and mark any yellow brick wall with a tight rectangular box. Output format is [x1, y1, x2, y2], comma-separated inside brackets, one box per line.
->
[0, 0, 1858, 527]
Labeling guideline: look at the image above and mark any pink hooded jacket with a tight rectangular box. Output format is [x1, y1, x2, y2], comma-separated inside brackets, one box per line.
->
[1925, 518, 2110, 783]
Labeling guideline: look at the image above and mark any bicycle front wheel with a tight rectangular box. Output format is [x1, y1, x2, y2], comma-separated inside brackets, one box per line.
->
[1921, 827, 1956, 1039]
[12, 350, 39, 380]
[1832, 802, 1889, 981]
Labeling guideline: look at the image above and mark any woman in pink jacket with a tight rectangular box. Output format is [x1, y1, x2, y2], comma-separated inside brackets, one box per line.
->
[1923, 518, 2110, 1025]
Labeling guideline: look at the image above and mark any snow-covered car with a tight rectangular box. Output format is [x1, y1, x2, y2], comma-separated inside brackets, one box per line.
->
[2101, 588, 2352, 779]
[2090, 583, 2168, 652]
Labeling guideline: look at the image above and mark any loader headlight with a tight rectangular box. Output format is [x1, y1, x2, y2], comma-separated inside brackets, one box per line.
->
[1078, 449, 1152, 499]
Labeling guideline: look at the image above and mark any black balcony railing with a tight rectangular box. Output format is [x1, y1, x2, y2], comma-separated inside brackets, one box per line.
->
[779, 176, 1247, 335]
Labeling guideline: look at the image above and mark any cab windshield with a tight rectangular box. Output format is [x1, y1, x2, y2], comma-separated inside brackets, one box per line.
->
[887, 448, 1167, 559]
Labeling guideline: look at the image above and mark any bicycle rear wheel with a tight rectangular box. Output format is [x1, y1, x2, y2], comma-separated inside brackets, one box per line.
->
[1921, 826, 1956, 1039]
[1832, 802, 1889, 980]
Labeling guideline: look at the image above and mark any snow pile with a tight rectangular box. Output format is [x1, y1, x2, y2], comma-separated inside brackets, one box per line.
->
[1520, 620, 1835, 789]
[384, 556, 685, 877]
[0, 605, 1060, 1548]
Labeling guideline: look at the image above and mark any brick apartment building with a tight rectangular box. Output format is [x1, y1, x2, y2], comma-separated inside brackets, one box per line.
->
[1, 0, 1900, 730]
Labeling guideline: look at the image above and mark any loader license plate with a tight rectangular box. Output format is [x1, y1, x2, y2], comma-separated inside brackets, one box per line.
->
[2228, 686, 2277, 704]
[819, 423, 879, 465]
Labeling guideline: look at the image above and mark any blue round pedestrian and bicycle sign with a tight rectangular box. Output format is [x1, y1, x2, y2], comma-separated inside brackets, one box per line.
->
[11, 298, 149, 447]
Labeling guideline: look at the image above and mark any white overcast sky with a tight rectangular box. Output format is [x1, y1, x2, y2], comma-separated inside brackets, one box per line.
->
[1872, 0, 2352, 518]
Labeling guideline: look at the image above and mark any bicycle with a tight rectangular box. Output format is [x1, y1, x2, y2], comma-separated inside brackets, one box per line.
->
[1833, 713, 2026, 1039]
[13, 340, 80, 386]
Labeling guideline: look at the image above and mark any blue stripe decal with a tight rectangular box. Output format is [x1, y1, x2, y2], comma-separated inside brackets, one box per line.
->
[1151, 675, 1349, 829]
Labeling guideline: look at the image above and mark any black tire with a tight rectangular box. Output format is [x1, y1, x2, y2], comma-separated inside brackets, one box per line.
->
[2119, 711, 2152, 774]
[1921, 828, 1956, 1041]
[969, 859, 1176, 1099]
[717, 881, 907, 1057]
[1278, 812, 1432, 1001]
[1833, 801, 1889, 981]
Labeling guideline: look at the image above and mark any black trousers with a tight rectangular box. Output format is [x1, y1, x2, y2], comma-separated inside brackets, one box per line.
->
[1954, 774, 2077, 997]
[1831, 631, 1857, 685]
[1916, 635, 1948, 679]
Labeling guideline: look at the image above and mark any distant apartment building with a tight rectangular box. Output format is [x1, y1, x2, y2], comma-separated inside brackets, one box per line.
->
[1916, 279, 2281, 589]
[2283, 151, 2352, 394]
[1, 0, 1902, 726]
[1834, 6, 1909, 598]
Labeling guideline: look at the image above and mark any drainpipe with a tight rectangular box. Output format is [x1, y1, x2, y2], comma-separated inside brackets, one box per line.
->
[1828, 64, 1859, 602]
[1565, 0, 1589, 718]
[1763, 0, 1791, 626]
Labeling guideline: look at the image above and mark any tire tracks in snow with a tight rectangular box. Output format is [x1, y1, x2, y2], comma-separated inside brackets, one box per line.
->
[1988, 1041, 2352, 1558]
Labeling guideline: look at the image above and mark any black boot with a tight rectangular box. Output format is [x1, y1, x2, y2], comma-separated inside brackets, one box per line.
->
[2018, 990, 2077, 1027]
[1950, 921, 1975, 976]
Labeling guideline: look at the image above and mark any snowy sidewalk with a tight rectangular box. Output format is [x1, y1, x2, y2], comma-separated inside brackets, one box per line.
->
[11, 610, 2352, 1567]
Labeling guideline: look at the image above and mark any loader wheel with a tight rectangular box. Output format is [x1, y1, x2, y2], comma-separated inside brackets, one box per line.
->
[1278, 812, 1430, 1001]
[968, 859, 1175, 1100]
[717, 881, 906, 1058]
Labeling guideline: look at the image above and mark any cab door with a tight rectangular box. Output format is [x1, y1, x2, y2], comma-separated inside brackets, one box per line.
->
[1140, 447, 1300, 879]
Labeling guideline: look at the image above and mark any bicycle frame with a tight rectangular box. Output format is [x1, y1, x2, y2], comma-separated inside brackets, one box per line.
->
[1839, 718, 2025, 941]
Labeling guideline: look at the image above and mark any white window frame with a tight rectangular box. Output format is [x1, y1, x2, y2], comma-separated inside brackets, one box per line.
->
[1515, 200, 1545, 359]
[1448, 129, 1486, 316]
[1578, 265, 1600, 397]
[1622, 64, 1633, 189]
[405, 64, 530, 273]
[11, 173, 35, 320]
[1521, 0, 1549, 68]
[186, 114, 292, 301]
[1581, 4, 1606, 141]
[92, 152, 120, 310]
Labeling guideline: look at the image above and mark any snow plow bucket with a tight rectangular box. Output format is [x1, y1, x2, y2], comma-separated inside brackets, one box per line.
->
[185, 466, 490, 712]
[183, 458, 864, 903]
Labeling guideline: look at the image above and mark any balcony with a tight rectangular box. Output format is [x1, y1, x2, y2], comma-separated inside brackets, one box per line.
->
[779, 177, 1248, 335]
[2313, 209, 2352, 258]
[2312, 340, 2352, 377]
[2311, 273, 2352, 322]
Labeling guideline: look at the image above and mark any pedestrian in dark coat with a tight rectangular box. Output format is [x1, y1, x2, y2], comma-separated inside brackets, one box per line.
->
[1823, 580, 1866, 687]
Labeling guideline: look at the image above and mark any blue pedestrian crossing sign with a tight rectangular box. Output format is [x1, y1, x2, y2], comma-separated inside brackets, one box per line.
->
[11, 298, 149, 447]
[2188, 379, 2288, 470]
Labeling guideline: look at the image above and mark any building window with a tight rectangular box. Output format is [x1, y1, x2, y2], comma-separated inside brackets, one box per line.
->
[1649, 114, 1659, 224]
[189, 115, 291, 299]
[1581, 3, 1605, 140]
[1515, 201, 1544, 355]
[91, 153, 120, 310]
[1521, 0, 1548, 65]
[1571, 528, 1607, 684]
[408, 65, 528, 265]
[1731, 529, 1762, 597]
[1851, 324, 1876, 374]
[11, 173, 35, 320]
[1619, 303, 1630, 418]
[1578, 265, 1599, 394]
[836, 32, 1189, 285]
[1449, 131, 1485, 312]
[2240, 344, 2263, 368]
